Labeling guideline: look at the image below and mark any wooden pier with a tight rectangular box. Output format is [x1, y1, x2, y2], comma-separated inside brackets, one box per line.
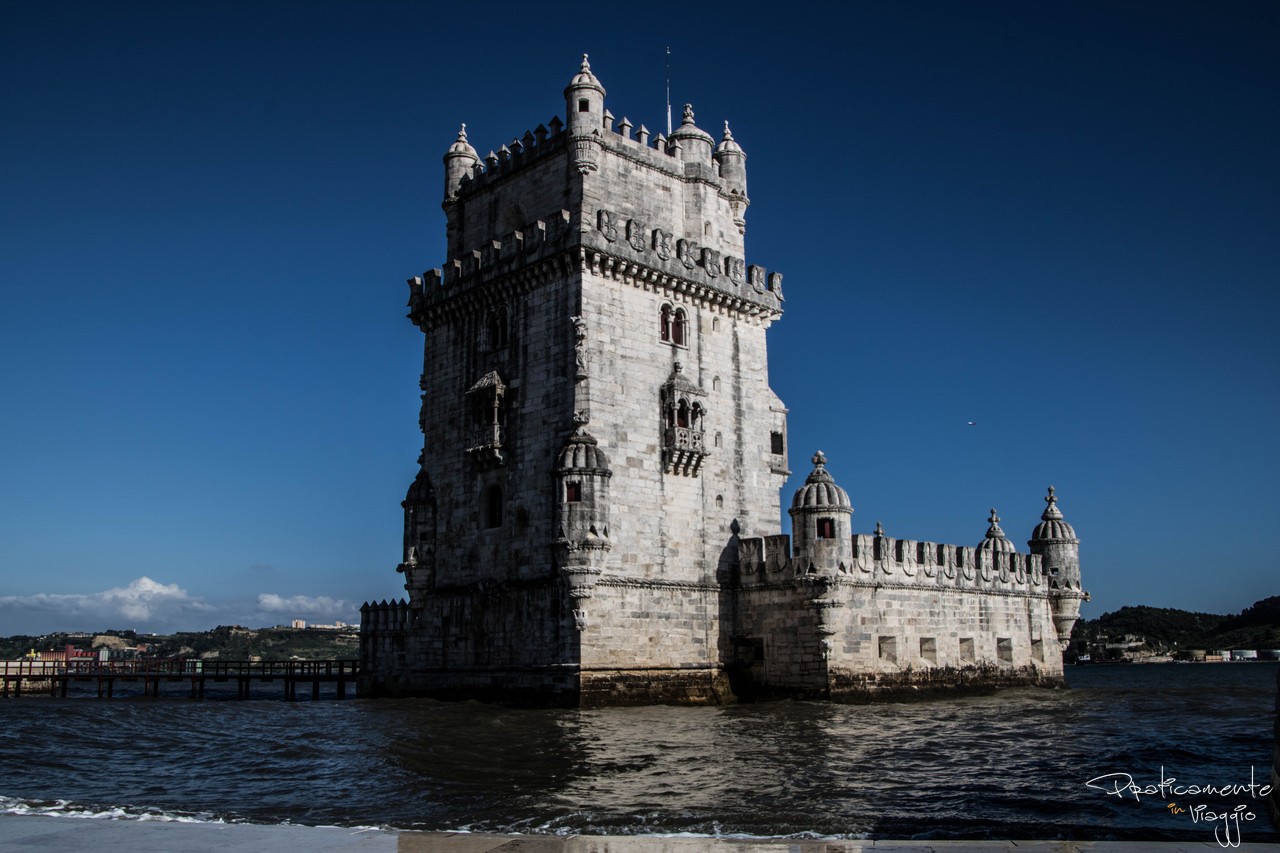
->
[0, 659, 358, 700]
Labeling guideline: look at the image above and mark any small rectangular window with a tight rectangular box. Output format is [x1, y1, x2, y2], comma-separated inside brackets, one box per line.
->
[815, 517, 835, 539]
[578, 99, 589, 113]
[565, 482, 582, 502]
[997, 637, 1013, 663]
[770, 431, 784, 455]
[878, 636, 897, 663]
[920, 637, 937, 664]
[1031, 639, 1045, 662]
[959, 637, 975, 663]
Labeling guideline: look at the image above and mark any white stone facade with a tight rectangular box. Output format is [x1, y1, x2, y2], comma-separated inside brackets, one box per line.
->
[360, 57, 1086, 705]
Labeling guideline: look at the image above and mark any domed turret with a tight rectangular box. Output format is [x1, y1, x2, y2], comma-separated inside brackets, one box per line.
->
[564, 53, 606, 135]
[669, 103, 714, 163]
[1026, 486, 1086, 648]
[553, 422, 613, 614]
[789, 451, 853, 574]
[443, 124, 479, 202]
[976, 508, 1017, 555]
[399, 464, 437, 603]
[714, 121, 748, 202]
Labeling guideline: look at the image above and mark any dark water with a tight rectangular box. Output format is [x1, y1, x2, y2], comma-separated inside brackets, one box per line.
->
[1, 663, 1276, 842]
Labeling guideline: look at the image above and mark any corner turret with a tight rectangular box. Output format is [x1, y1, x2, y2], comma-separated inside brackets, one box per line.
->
[564, 54, 606, 135]
[714, 121, 749, 233]
[1027, 486, 1087, 647]
[442, 124, 479, 203]
[398, 460, 437, 604]
[789, 451, 853, 574]
[553, 420, 613, 629]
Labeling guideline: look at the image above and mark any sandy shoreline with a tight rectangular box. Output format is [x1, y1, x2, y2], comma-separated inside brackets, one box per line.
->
[1, 815, 1277, 852]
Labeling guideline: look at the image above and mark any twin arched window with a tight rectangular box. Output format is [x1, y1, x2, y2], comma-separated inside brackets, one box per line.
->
[664, 397, 705, 431]
[659, 304, 687, 346]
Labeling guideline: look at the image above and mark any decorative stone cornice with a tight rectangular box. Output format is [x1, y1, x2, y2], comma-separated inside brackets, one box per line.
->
[595, 574, 720, 593]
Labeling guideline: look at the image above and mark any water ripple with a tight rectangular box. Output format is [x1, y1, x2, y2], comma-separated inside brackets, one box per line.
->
[0, 663, 1275, 841]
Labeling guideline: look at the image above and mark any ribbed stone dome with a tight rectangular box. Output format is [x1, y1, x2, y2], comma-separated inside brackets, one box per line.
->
[565, 54, 605, 95]
[790, 451, 852, 511]
[445, 124, 478, 160]
[1029, 486, 1078, 542]
[556, 426, 611, 473]
[404, 470, 434, 506]
[714, 121, 744, 157]
[977, 508, 1017, 554]
[670, 104, 714, 147]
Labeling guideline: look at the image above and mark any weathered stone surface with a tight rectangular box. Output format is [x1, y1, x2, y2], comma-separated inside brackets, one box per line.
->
[360, 57, 1086, 707]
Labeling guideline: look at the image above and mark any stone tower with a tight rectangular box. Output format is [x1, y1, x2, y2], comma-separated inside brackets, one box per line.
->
[362, 55, 1085, 705]
[362, 56, 789, 705]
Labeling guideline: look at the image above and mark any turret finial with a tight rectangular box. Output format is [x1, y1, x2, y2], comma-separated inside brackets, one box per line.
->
[874, 520, 884, 537]
[1040, 485, 1065, 521]
[581, 53, 590, 72]
[458, 123, 467, 141]
[682, 103, 695, 124]
[811, 450, 827, 468]
[984, 508, 1008, 541]
[722, 121, 734, 140]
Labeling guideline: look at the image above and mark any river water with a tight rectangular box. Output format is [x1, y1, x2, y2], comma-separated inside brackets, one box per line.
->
[1, 663, 1276, 843]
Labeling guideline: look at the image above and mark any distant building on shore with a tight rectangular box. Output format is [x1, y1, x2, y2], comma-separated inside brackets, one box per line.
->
[360, 57, 1087, 706]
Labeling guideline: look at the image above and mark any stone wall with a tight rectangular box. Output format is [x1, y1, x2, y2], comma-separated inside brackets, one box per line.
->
[733, 530, 1066, 701]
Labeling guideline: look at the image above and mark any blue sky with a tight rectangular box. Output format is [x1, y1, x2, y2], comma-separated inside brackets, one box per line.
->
[1, 1, 1276, 635]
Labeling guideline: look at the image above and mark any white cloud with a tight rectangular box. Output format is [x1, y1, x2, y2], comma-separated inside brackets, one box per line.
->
[0, 576, 215, 634]
[256, 593, 349, 616]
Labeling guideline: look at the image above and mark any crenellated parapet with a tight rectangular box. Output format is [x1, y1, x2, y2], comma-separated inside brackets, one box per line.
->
[448, 117, 569, 202]
[405, 203, 784, 329]
[405, 209, 577, 327]
[738, 529, 1051, 599]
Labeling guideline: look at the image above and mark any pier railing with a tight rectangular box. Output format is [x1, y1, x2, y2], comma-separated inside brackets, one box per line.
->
[1, 658, 359, 700]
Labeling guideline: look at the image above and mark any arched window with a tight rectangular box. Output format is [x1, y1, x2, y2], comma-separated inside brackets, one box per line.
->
[660, 305, 672, 341]
[484, 485, 503, 528]
[672, 308, 687, 346]
[676, 399, 690, 428]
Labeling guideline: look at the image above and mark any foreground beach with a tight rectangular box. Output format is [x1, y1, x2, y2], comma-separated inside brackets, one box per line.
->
[1, 816, 1278, 853]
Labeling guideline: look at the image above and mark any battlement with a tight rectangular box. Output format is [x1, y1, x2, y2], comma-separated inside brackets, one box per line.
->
[452, 117, 569, 200]
[738, 530, 1051, 597]
[404, 202, 778, 325]
[451, 106, 733, 203]
[359, 598, 411, 632]
[406, 204, 784, 323]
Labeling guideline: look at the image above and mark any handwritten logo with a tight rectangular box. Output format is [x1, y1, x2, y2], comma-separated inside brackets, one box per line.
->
[1085, 766, 1272, 848]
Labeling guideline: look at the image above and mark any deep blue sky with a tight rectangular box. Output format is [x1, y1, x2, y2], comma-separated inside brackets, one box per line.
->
[2, 1, 1276, 634]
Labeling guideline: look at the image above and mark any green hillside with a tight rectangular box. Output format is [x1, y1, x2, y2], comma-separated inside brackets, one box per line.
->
[1071, 596, 1280, 660]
